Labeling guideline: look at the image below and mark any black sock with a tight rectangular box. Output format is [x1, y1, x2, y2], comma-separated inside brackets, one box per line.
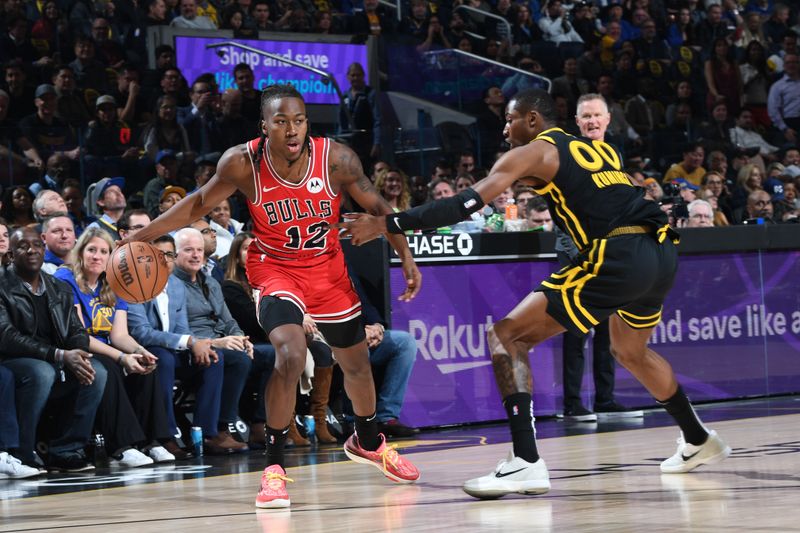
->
[658, 385, 708, 445]
[266, 425, 289, 468]
[355, 413, 380, 451]
[503, 393, 540, 463]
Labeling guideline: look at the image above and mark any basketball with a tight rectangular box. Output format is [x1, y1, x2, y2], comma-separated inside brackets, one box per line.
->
[106, 242, 169, 304]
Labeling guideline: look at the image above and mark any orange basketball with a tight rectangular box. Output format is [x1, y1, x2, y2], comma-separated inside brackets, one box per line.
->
[106, 242, 169, 304]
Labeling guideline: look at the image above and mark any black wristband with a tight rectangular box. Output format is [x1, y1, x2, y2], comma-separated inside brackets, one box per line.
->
[385, 188, 485, 234]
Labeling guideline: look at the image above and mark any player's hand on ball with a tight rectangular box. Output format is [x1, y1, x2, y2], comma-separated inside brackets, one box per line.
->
[335, 213, 387, 245]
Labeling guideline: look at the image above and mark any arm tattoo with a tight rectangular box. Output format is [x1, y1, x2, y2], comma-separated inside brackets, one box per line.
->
[492, 341, 533, 397]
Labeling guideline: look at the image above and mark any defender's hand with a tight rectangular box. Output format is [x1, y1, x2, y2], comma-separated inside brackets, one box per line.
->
[336, 212, 387, 246]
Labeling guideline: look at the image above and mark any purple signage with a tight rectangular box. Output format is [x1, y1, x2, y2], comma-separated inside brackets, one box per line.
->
[390, 252, 800, 427]
[173, 36, 368, 105]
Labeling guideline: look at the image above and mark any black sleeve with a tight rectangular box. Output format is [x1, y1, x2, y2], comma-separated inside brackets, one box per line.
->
[386, 188, 485, 234]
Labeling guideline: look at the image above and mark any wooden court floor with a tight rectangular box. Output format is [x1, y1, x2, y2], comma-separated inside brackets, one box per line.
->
[3, 411, 799, 533]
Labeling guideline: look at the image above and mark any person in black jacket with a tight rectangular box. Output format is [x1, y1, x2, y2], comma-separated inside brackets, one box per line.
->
[0, 227, 107, 472]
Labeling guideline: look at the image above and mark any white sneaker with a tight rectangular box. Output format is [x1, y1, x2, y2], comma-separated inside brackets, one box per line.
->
[660, 430, 731, 474]
[148, 446, 175, 463]
[0, 452, 42, 479]
[462, 451, 550, 499]
[111, 448, 155, 468]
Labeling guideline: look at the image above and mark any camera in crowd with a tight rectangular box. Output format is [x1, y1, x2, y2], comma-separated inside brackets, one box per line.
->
[659, 182, 688, 223]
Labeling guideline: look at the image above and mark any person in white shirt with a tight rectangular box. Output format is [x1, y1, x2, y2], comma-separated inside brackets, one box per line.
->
[170, 0, 217, 29]
[729, 108, 779, 160]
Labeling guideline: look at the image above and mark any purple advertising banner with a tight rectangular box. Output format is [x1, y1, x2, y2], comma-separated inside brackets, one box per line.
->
[173, 36, 367, 105]
[389, 251, 800, 427]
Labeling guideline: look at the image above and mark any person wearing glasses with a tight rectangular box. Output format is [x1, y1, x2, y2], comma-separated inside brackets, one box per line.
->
[684, 200, 715, 228]
[117, 209, 151, 242]
[128, 234, 224, 459]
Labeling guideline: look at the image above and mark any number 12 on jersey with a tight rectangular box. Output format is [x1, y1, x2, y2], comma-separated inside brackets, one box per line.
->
[285, 222, 329, 250]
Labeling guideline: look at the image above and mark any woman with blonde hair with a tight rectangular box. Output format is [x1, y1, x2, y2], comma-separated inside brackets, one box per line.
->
[374, 167, 411, 211]
[731, 163, 764, 210]
[55, 228, 174, 467]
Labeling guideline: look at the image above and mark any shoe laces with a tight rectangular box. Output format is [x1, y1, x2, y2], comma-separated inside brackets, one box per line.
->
[263, 471, 294, 491]
[379, 443, 401, 472]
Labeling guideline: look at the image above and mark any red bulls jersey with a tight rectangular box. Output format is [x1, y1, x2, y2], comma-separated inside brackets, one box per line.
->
[246, 136, 340, 265]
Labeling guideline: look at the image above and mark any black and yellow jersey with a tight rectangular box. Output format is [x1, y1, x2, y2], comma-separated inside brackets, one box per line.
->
[529, 127, 668, 251]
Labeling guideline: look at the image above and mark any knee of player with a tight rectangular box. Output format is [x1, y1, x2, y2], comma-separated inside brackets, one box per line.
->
[609, 344, 645, 367]
[272, 346, 307, 376]
[487, 321, 514, 353]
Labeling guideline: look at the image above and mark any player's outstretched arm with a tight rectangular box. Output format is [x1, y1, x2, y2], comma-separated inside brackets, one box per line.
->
[119, 145, 246, 245]
[329, 142, 421, 301]
[337, 142, 554, 243]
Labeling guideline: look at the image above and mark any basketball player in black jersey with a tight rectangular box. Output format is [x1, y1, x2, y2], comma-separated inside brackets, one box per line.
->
[338, 89, 730, 499]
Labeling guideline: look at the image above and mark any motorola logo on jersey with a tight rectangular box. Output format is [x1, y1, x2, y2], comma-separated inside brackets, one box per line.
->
[307, 177, 324, 193]
[261, 198, 332, 225]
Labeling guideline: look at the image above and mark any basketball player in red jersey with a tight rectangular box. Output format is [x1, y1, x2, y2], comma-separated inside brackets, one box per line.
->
[121, 84, 422, 508]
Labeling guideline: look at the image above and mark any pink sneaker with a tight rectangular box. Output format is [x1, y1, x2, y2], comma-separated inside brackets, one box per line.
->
[344, 433, 420, 483]
[255, 464, 293, 508]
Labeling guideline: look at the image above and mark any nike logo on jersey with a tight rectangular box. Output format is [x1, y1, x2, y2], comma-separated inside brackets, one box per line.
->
[263, 186, 279, 193]
[495, 467, 526, 478]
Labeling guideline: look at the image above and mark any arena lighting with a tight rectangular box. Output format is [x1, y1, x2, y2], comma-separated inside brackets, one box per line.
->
[205, 41, 363, 139]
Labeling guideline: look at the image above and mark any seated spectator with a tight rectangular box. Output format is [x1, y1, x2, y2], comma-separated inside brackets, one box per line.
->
[694, 4, 731, 51]
[84, 95, 141, 182]
[41, 213, 75, 274]
[251, 0, 275, 32]
[0, 364, 41, 478]
[172, 227, 251, 452]
[111, 64, 148, 126]
[429, 178, 455, 201]
[698, 101, 734, 154]
[29, 153, 70, 196]
[91, 17, 125, 69]
[219, 89, 252, 147]
[700, 171, 734, 224]
[178, 78, 223, 156]
[85, 177, 127, 241]
[527, 197, 553, 231]
[143, 150, 180, 218]
[0, 217, 8, 266]
[30, 0, 71, 61]
[158, 185, 186, 216]
[209, 198, 241, 258]
[32, 189, 67, 225]
[19, 84, 81, 162]
[455, 174, 476, 193]
[193, 154, 217, 190]
[731, 163, 764, 212]
[684, 199, 715, 228]
[116, 209, 151, 242]
[0, 88, 43, 177]
[61, 179, 95, 237]
[52, 65, 91, 131]
[146, 0, 170, 25]
[128, 234, 225, 459]
[189, 218, 223, 281]
[375, 167, 411, 212]
[2, 59, 35, 122]
[0, 227, 107, 472]
[0, 15, 44, 65]
[664, 142, 706, 186]
[409, 174, 429, 208]
[739, 189, 775, 224]
[0, 186, 35, 227]
[55, 228, 174, 467]
[69, 36, 109, 93]
[729, 108, 779, 161]
[170, 0, 217, 29]
[141, 95, 193, 163]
